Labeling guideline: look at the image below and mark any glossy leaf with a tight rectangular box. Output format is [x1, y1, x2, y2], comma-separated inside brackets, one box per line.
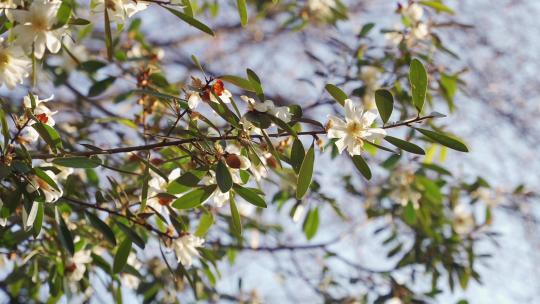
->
[325, 84, 347, 106]
[172, 186, 215, 209]
[113, 238, 132, 274]
[303, 207, 319, 240]
[164, 6, 215, 36]
[233, 184, 267, 208]
[375, 89, 394, 123]
[237, 0, 248, 26]
[296, 144, 315, 200]
[351, 155, 372, 180]
[384, 136, 425, 155]
[52, 156, 102, 168]
[409, 59, 428, 112]
[216, 161, 233, 193]
[86, 212, 116, 246]
[415, 128, 469, 152]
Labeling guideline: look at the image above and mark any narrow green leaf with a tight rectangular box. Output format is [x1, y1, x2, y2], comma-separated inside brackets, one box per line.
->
[290, 139, 305, 174]
[116, 222, 145, 249]
[409, 59, 428, 112]
[86, 212, 116, 246]
[140, 159, 150, 211]
[55, 0, 72, 28]
[351, 155, 372, 180]
[374, 89, 394, 123]
[113, 239, 132, 274]
[32, 123, 62, 152]
[52, 156, 101, 168]
[233, 184, 267, 208]
[88, 77, 116, 97]
[172, 186, 215, 209]
[246, 69, 264, 100]
[58, 216, 74, 255]
[303, 207, 319, 240]
[325, 84, 347, 106]
[219, 75, 254, 91]
[419, 1, 455, 14]
[32, 202, 44, 238]
[194, 211, 214, 237]
[229, 195, 242, 236]
[163, 6, 215, 36]
[414, 128, 469, 152]
[104, 8, 113, 61]
[384, 136, 425, 155]
[237, 0, 248, 26]
[403, 201, 417, 225]
[216, 161, 233, 193]
[296, 144, 315, 200]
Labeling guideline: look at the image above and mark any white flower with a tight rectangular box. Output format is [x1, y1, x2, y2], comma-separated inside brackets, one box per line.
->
[146, 168, 182, 216]
[411, 23, 429, 40]
[326, 99, 386, 156]
[12, 0, 67, 59]
[20, 94, 57, 143]
[471, 187, 501, 208]
[241, 96, 292, 123]
[385, 297, 403, 304]
[0, 198, 7, 227]
[453, 205, 475, 235]
[385, 25, 404, 45]
[26, 169, 63, 203]
[389, 170, 421, 209]
[171, 234, 204, 267]
[306, 0, 335, 21]
[402, 3, 424, 22]
[187, 92, 202, 109]
[121, 253, 142, 289]
[93, 0, 148, 23]
[225, 144, 251, 170]
[0, 0, 19, 19]
[0, 38, 30, 89]
[65, 250, 92, 281]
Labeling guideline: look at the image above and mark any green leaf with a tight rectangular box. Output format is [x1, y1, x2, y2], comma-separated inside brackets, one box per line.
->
[172, 186, 215, 209]
[244, 111, 272, 129]
[403, 201, 417, 225]
[0, 106, 10, 148]
[104, 8, 113, 61]
[32, 202, 44, 238]
[216, 161, 233, 193]
[113, 238, 132, 274]
[219, 75, 254, 91]
[384, 136, 425, 155]
[33, 168, 60, 191]
[88, 77, 116, 97]
[374, 89, 394, 123]
[409, 59, 428, 112]
[303, 207, 319, 240]
[140, 160, 150, 212]
[237, 0, 248, 26]
[116, 222, 145, 249]
[55, 0, 72, 28]
[194, 211, 214, 237]
[86, 212, 116, 246]
[52, 156, 101, 168]
[419, 1, 455, 14]
[351, 155, 371, 180]
[296, 144, 315, 200]
[79, 60, 107, 73]
[290, 139, 305, 174]
[325, 84, 347, 106]
[414, 128, 469, 152]
[233, 184, 267, 208]
[58, 216, 74, 255]
[167, 170, 206, 194]
[229, 195, 242, 236]
[163, 6, 215, 36]
[246, 69, 264, 100]
[32, 123, 62, 152]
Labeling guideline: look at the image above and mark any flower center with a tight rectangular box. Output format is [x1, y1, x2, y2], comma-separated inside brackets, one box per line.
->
[36, 113, 49, 123]
[0, 52, 9, 68]
[31, 15, 49, 32]
[346, 121, 363, 134]
[158, 197, 173, 206]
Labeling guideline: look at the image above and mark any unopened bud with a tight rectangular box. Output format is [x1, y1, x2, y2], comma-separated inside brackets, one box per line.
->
[226, 154, 242, 169]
